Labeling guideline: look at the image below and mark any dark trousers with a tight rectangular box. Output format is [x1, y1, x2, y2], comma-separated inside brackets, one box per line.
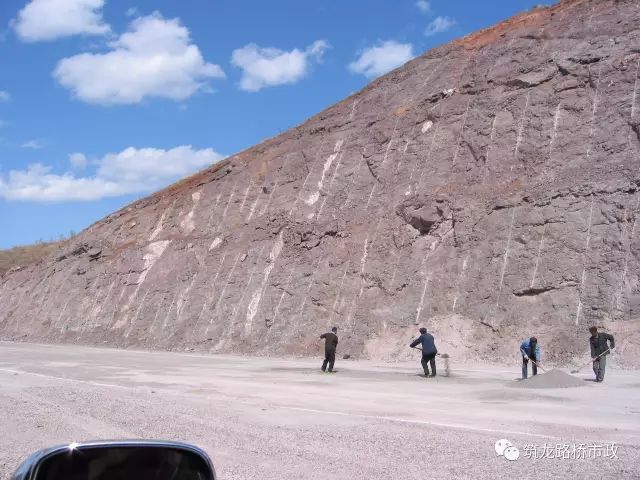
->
[322, 348, 336, 372]
[522, 356, 538, 379]
[593, 355, 607, 382]
[421, 353, 436, 376]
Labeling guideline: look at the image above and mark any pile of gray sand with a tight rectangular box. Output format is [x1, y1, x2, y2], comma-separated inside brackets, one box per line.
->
[513, 369, 586, 389]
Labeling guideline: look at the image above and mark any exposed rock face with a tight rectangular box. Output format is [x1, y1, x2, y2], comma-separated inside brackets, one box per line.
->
[2, 0, 640, 365]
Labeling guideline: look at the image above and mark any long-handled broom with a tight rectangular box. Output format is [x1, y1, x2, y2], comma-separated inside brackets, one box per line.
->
[411, 346, 450, 377]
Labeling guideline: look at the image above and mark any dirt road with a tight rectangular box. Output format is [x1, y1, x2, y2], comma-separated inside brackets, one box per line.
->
[1, 342, 638, 479]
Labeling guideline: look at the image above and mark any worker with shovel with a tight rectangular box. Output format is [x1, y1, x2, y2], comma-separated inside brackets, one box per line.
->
[589, 326, 615, 382]
[520, 336, 542, 379]
[410, 327, 438, 377]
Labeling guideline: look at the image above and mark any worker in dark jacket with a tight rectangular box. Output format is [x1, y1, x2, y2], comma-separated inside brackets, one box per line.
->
[520, 337, 542, 379]
[320, 327, 339, 372]
[589, 326, 615, 382]
[410, 327, 438, 377]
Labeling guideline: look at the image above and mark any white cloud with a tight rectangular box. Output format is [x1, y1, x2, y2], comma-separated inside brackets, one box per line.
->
[231, 40, 328, 92]
[415, 0, 431, 14]
[424, 16, 456, 36]
[69, 152, 88, 169]
[348, 41, 414, 79]
[13, 0, 109, 42]
[22, 139, 45, 149]
[125, 7, 138, 17]
[0, 145, 224, 202]
[0, 91, 10, 102]
[53, 13, 225, 105]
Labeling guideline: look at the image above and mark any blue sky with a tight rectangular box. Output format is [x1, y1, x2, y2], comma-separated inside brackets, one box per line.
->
[0, 0, 548, 248]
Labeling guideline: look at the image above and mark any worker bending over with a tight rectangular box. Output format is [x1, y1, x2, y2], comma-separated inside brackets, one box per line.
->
[520, 336, 541, 379]
[410, 327, 438, 377]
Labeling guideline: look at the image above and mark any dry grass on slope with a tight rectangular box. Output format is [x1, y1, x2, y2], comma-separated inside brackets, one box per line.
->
[0, 241, 60, 276]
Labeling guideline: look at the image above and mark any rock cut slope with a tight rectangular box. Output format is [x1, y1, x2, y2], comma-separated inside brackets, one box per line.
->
[2, 0, 640, 365]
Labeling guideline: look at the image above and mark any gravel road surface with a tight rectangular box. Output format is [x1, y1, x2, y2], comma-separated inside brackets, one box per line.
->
[1, 342, 638, 479]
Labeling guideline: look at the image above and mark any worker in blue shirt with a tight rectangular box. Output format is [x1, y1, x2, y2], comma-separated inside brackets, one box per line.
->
[520, 336, 541, 379]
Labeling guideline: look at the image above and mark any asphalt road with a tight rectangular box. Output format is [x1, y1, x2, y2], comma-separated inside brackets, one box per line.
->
[0, 342, 638, 479]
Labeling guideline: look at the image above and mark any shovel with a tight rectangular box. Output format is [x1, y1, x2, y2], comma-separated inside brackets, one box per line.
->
[571, 349, 610, 374]
[528, 357, 546, 373]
